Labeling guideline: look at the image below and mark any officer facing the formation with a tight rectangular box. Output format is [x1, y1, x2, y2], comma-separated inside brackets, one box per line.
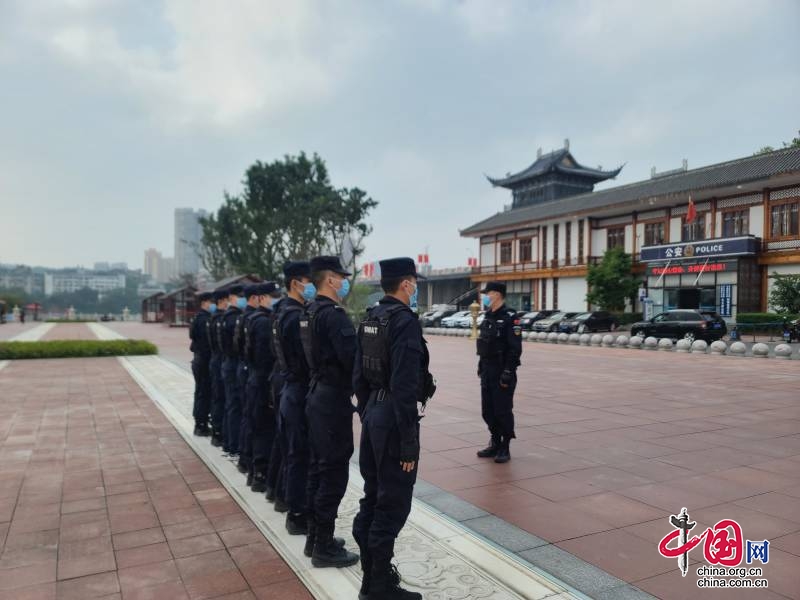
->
[242, 282, 279, 492]
[220, 284, 246, 458]
[302, 256, 360, 568]
[236, 285, 261, 477]
[189, 291, 214, 436]
[475, 281, 522, 463]
[209, 290, 229, 447]
[353, 257, 434, 600]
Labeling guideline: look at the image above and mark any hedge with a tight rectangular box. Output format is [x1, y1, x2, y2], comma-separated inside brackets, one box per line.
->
[45, 318, 100, 323]
[0, 339, 157, 360]
[735, 312, 798, 324]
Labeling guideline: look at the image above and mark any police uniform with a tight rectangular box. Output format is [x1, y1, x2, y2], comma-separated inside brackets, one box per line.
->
[220, 284, 245, 456]
[265, 296, 287, 504]
[243, 282, 279, 491]
[476, 281, 522, 463]
[189, 291, 214, 436]
[236, 287, 261, 476]
[352, 257, 433, 600]
[302, 256, 359, 568]
[209, 290, 228, 447]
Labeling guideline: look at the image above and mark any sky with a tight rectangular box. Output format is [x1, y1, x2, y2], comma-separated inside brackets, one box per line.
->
[1, 0, 798, 272]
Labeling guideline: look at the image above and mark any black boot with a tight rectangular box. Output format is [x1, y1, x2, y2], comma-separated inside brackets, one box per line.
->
[193, 423, 210, 437]
[251, 473, 267, 493]
[494, 437, 511, 463]
[237, 460, 248, 474]
[246, 471, 253, 487]
[312, 523, 359, 568]
[286, 512, 308, 536]
[367, 557, 420, 600]
[476, 434, 500, 458]
[273, 496, 289, 513]
[305, 517, 345, 558]
[265, 486, 276, 502]
[210, 432, 223, 447]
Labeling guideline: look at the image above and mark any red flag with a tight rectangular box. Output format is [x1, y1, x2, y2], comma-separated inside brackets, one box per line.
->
[685, 196, 697, 224]
[417, 254, 423, 264]
[423, 254, 429, 264]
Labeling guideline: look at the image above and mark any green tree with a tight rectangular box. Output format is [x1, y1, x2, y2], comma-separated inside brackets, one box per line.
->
[585, 247, 640, 311]
[768, 273, 800, 314]
[754, 129, 800, 155]
[200, 152, 377, 281]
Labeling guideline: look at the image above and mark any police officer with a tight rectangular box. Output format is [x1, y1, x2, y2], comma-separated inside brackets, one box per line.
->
[302, 256, 359, 568]
[243, 282, 280, 492]
[220, 284, 246, 458]
[210, 290, 229, 447]
[190, 291, 214, 436]
[265, 294, 287, 507]
[352, 257, 433, 600]
[236, 284, 262, 476]
[475, 282, 521, 463]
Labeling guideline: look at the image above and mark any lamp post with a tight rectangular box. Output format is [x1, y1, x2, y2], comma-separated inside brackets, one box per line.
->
[469, 299, 481, 340]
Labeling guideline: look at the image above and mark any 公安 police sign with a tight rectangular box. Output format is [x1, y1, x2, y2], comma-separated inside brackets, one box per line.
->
[639, 236, 759, 262]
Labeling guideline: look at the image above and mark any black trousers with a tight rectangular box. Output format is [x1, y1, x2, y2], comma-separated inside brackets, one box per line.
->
[279, 380, 309, 514]
[267, 373, 286, 498]
[237, 363, 251, 466]
[191, 352, 211, 427]
[306, 383, 354, 527]
[221, 357, 242, 453]
[209, 353, 225, 436]
[352, 395, 417, 560]
[479, 362, 516, 439]
[244, 371, 275, 478]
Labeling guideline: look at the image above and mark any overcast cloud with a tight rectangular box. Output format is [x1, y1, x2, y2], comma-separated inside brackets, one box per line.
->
[1, 0, 798, 270]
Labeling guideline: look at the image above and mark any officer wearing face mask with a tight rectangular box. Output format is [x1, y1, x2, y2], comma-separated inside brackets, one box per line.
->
[190, 291, 214, 437]
[236, 284, 262, 477]
[352, 257, 434, 600]
[209, 290, 229, 447]
[475, 281, 521, 463]
[221, 284, 247, 459]
[301, 256, 360, 568]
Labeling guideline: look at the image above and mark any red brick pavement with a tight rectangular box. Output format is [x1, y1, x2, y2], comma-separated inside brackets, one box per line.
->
[40, 324, 97, 341]
[0, 355, 312, 600]
[0, 322, 41, 341]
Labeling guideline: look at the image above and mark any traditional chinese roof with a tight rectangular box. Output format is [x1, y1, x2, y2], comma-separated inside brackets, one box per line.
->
[486, 148, 623, 189]
[208, 273, 261, 291]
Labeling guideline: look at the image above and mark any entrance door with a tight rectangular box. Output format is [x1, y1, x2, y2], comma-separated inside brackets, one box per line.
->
[678, 288, 701, 309]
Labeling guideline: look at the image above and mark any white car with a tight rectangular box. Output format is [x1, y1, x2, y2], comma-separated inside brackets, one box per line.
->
[441, 310, 470, 328]
[456, 312, 485, 328]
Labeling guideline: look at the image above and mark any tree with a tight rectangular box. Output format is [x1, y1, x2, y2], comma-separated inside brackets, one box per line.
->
[585, 247, 640, 311]
[754, 130, 800, 155]
[200, 153, 378, 281]
[768, 273, 800, 314]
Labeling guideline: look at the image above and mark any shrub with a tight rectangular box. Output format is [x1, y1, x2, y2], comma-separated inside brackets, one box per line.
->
[735, 312, 795, 325]
[0, 339, 157, 360]
[44, 319, 98, 323]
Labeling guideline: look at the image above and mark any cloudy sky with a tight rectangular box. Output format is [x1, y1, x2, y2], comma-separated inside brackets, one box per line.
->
[1, 0, 798, 271]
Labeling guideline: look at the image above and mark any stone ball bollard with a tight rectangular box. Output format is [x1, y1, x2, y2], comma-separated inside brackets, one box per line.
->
[602, 334, 615, 347]
[752, 343, 770, 358]
[558, 333, 569, 344]
[579, 333, 591, 346]
[628, 335, 643, 349]
[644, 336, 658, 350]
[568, 333, 581, 345]
[590, 334, 603, 346]
[729, 341, 747, 356]
[547, 332, 559, 343]
[691, 339, 708, 353]
[615, 335, 629, 347]
[675, 338, 692, 353]
[709, 340, 727, 355]
[775, 343, 793, 359]
[658, 338, 674, 351]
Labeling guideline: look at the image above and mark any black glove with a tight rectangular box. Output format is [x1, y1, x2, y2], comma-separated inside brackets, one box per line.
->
[500, 369, 515, 388]
[399, 438, 420, 463]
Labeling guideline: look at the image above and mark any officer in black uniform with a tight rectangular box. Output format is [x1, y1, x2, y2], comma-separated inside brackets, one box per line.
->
[243, 282, 280, 492]
[475, 281, 522, 463]
[352, 257, 433, 600]
[220, 284, 246, 457]
[190, 291, 214, 436]
[265, 295, 286, 506]
[302, 256, 360, 568]
[209, 290, 229, 447]
[236, 284, 261, 476]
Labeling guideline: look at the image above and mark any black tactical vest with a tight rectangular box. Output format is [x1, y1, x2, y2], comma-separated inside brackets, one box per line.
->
[244, 311, 269, 366]
[272, 305, 303, 376]
[299, 302, 335, 378]
[357, 304, 408, 389]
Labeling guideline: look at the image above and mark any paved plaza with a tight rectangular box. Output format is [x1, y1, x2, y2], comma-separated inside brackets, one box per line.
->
[0, 321, 798, 599]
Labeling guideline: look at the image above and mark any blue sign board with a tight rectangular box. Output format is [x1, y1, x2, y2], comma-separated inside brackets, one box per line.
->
[639, 236, 759, 262]
[719, 284, 732, 317]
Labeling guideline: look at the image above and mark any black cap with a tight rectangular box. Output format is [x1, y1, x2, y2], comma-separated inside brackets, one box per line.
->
[246, 282, 279, 298]
[197, 291, 214, 302]
[283, 261, 311, 279]
[243, 284, 260, 299]
[480, 281, 506, 296]
[378, 257, 426, 280]
[310, 256, 351, 276]
[213, 289, 228, 302]
[228, 284, 244, 297]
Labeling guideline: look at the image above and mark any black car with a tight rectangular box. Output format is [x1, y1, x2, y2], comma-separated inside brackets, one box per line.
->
[531, 312, 580, 332]
[420, 309, 457, 327]
[630, 310, 727, 342]
[559, 311, 619, 334]
[518, 310, 557, 331]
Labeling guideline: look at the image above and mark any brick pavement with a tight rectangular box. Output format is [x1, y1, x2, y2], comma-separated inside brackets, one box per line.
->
[0, 351, 312, 599]
[40, 323, 97, 341]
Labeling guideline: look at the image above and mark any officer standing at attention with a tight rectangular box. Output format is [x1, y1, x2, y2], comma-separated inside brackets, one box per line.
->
[475, 282, 521, 463]
[190, 291, 214, 436]
[209, 290, 229, 447]
[265, 293, 287, 508]
[352, 257, 433, 600]
[220, 284, 246, 459]
[243, 282, 279, 492]
[237, 284, 262, 476]
[302, 256, 360, 568]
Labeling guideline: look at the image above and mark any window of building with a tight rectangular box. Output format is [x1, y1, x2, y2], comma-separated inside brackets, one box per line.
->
[499, 241, 512, 265]
[565, 222, 572, 263]
[644, 222, 666, 246]
[607, 226, 625, 250]
[552, 278, 558, 309]
[682, 214, 706, 241]
[541, 227, 547, 266]
[519, 238, 532, 262]
[770, 202, 800, 238]
[553, 224, 559, 264]
[578, 220, 585, 263]
[722, 210, 749, 237]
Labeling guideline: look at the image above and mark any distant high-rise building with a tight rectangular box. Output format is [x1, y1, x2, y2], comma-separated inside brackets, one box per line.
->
[144, 249, 176, 284]
[174, 208, 207, 276]
[94, 262, 110, 271]
[161, 257, 175, 283]
[111, 262, 128, 271]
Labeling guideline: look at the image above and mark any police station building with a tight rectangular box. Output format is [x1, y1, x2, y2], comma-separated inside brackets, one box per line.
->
[461, 143, 800, 320]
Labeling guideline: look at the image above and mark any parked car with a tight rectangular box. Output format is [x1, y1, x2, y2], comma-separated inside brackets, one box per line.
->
[441, 310, 470, 328]
[455, 312, 485, 328]
[421, 309, 457, 327]
[531, 312, 580, 332]
[518, 310, 557, 330]
[630, 310, 727, 342]
[559, 311, 619, 334]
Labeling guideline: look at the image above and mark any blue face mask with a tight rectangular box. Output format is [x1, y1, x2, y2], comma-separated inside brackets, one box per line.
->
[236, 297, 247, 310]
[409, 283, 418, 311]
[302, 282, 316, 302]
[336, 278, 350, 299]
[482, 295, 491, 309]
[208, 303, 217, 314]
